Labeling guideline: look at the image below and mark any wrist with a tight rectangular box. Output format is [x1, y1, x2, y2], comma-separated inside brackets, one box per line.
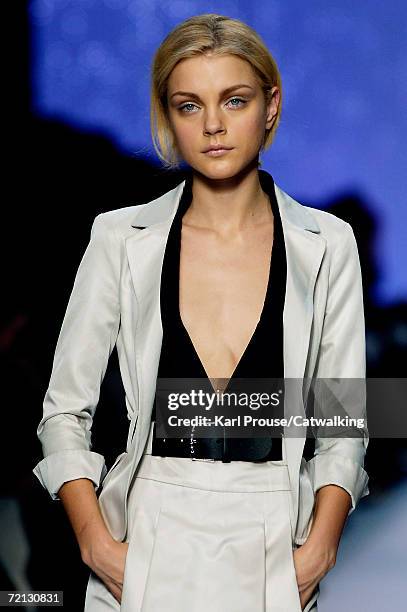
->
[303, 534, 337, 570]
[79, 524, 114, 568]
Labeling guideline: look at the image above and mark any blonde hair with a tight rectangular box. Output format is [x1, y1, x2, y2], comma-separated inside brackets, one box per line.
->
[150, 13, 283, 168]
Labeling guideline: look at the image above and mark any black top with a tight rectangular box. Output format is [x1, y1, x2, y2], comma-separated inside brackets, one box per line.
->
[152, 169, 287, 461]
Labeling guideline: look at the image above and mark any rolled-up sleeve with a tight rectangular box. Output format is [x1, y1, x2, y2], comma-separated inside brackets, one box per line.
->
[306, 449, 369, 514]
[306, 222, 369, 515]
[33, 449, 108, 501]
[32, 213, 120, 500]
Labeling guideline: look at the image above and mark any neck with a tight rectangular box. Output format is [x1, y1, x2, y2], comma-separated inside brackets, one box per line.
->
[183, 164, 273, 235]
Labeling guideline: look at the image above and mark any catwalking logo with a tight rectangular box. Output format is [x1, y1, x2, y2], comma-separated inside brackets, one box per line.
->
[289, 415, 366, 429]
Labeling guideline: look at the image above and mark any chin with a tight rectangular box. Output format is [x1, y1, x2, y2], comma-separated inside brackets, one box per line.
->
[190, 159, 244, 181]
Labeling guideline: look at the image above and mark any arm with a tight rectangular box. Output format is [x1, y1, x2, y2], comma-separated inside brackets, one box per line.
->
[58, 478, 113, 563]
[305, 222, 369, 556]
[33, 213, 120, 508]
[305, 484, 351, 566]
[293, 223, 369, 608]
[294, 483, 352, 609]
[58, 478, 129, 603]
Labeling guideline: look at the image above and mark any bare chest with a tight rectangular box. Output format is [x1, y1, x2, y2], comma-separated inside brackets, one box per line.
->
[179, 224, 274, 382]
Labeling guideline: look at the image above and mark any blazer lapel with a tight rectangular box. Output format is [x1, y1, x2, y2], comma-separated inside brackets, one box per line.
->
[274, 185, 326, 519]
[275, 184, 326, 380]
[124, 181, 185, 448]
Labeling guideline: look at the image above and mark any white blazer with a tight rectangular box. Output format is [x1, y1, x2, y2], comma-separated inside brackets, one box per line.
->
[33, 175, 370, 546]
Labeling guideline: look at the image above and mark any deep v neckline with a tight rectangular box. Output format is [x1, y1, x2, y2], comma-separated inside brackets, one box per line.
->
[170, 172, 277, 393]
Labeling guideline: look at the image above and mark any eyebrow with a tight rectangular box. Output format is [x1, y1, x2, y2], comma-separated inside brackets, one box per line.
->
[169, 84, 254, 101]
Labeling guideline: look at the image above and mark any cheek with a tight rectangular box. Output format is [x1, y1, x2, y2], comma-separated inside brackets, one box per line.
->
[171, 119, 196, 151]
[238, 113, 266, 143]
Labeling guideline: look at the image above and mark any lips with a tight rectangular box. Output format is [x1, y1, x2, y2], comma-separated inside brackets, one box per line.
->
[202, 145, 233, 153]
[204, 148, 233, 157]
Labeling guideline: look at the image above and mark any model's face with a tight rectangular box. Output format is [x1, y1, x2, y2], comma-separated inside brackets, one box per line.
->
[166, 53, 280, 179]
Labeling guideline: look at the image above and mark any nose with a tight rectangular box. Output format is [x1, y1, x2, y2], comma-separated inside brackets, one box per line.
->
[203, 106, 226, 136]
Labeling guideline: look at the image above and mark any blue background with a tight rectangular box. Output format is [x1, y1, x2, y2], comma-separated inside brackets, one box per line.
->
[30, 0, 407, 305]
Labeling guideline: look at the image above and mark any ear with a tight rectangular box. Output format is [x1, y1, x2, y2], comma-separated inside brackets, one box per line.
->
[265, 86, 280, 130]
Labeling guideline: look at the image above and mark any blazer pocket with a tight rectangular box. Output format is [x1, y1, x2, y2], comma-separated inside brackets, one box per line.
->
[294, 458, 315, 546]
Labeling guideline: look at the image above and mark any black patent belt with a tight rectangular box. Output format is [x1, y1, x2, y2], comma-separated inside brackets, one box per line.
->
[151, 421, 283, 462]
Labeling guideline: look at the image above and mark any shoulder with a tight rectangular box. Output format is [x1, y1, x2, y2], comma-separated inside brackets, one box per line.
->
[275, 183, 356, 248]
[305, 205, 354, 242]
[90, 181, 184, 239]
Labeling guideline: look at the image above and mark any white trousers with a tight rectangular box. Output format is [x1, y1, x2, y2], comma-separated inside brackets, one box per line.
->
[84, 423, 319, 612]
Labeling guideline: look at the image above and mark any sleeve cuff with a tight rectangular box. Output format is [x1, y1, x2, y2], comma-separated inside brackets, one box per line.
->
[33, 450, 107, 501]
[306, 453, 369, 515]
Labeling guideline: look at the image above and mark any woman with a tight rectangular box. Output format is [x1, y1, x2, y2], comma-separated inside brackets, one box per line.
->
[33, 13, 369, 612]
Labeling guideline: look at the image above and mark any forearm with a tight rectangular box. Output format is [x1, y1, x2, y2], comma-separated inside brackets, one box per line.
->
[58, 478, 114, 566]
[305, 484, 352, 562]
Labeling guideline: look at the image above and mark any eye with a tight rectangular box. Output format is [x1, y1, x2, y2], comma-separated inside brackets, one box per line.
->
[179, 102, 199, 113]
[226, 97, 247, 108]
